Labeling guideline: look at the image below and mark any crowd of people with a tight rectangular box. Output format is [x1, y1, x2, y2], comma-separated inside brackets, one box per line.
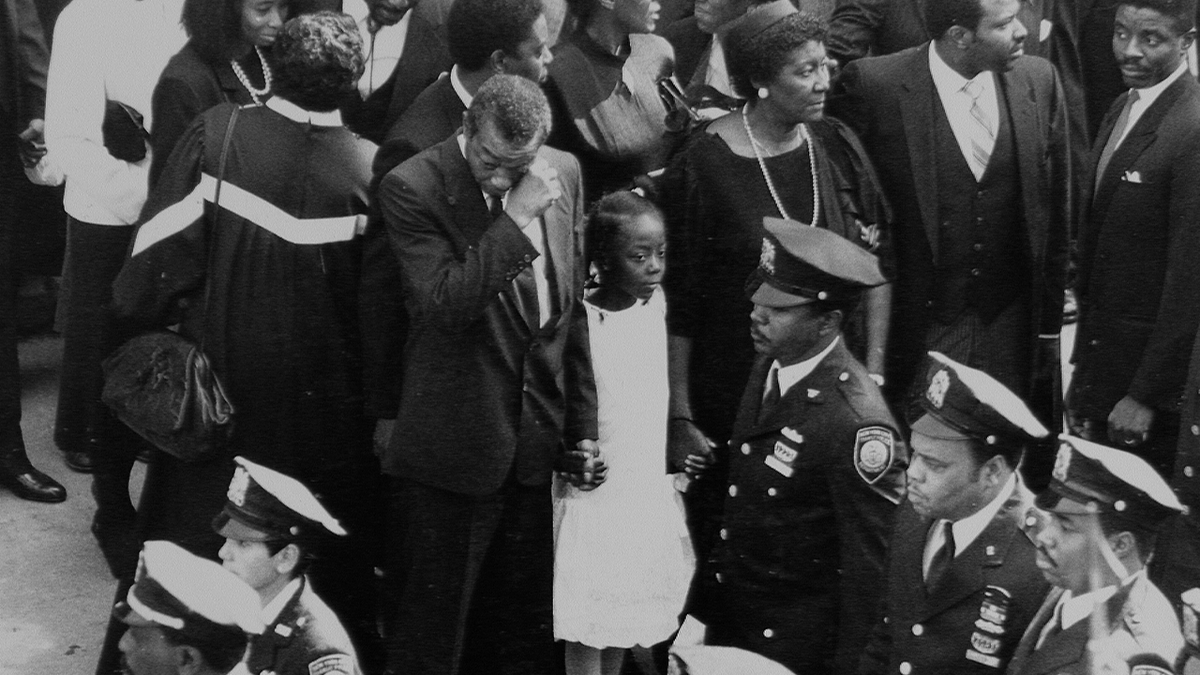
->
[7, 0, 1200, 673]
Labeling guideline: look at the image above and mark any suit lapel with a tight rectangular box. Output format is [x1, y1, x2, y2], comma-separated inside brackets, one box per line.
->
[899, 45, 941, 261]
[540, 152, 572, 332]
[924, 490, 1024, 616]
[1008, 587, 1065, 675]
[731, 357, 775, 441]
[439, 137, 492, 244]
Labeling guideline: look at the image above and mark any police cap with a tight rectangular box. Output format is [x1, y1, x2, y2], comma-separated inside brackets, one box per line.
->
[746, 217, 886, 308]
[212, 456, 346, 542]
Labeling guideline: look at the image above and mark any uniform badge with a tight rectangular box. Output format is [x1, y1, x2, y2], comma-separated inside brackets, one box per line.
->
[1052, 443, 1072, 482]
[766, 441, 796, 477]
[854, 427, 895, 484]
[975, 586, 1011, 635]
[970, 632, 1001, 655]
[309, 654, 353, 675]
[759, 237, 776, 274]
[926, 369, 951, 408]
[227, 466, 250, 507]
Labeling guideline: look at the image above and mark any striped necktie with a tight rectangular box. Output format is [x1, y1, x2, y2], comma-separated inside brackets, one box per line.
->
[962, 78, 995, 180]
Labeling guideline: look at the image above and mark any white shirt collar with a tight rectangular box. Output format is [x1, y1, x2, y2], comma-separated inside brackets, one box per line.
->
[450, 65, 473, 109]
[771, 336, 841, 398]
[951, 473, 1016, 554]
[260, 577, 302, 625]
[928, 41, 995, 102]
[266, 97, 344, 127]
[1131, 61, 1188, 108]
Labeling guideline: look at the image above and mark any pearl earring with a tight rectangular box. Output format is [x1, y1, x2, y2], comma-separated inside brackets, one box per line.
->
[758, 87, 769, 99]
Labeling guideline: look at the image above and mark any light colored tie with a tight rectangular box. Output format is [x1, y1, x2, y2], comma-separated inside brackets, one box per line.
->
[963, 78, 995, 180]
[1095, 90, 1140, 193]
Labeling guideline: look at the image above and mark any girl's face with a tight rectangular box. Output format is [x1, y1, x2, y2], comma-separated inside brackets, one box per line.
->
[613, 0, 661, 35]
[605, 214, 666, 301]
[241, 0, 287, 49]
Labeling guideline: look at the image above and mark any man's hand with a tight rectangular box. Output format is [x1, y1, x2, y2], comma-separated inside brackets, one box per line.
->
[1108, 395, 1155, 448]
[505, 157, 561, 227]
[669, 419, 717, 479]
[557, 439, 607, 490]
[17, 119, 46, 168]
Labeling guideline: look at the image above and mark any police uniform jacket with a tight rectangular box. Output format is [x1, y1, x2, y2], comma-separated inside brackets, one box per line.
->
[245, 576, 362, 675]
[859, 483, 1050, 675]
[1005, 573, 1184, 675]
[695, 340, 908, 675]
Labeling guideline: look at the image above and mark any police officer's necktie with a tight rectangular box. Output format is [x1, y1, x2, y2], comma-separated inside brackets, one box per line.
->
[759, 365, 781, 424]
[494, 195, 540, 328]
[1095, 90, 1139, 193]
[925, 519, 955, 590]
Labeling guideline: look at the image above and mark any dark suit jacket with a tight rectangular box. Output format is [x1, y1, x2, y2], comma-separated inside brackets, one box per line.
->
[697, 341, 907, 675]
[827, 0, 1047, 67]
[1005, 574, 1184, 675]
[376, 135, 597, 496]
[859, 484, 1050, 675]
[662, 16, 710, 86]
[829, 45, 1069, 401]
[0, 0, 48, 128]
[1069, 75, 1200, 422]
[372, 73, 463, 182]
[342, 13, 451, 142]
[246, 577, 362, 675]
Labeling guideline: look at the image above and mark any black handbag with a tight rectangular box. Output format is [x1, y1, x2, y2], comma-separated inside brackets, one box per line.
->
[101, 106, 241, 462]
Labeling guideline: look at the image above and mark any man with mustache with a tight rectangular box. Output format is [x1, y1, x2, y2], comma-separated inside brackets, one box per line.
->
[859, 352, 1051, 675]
[828, 0, 1069, 492]
[1006, 436, 1185, 675]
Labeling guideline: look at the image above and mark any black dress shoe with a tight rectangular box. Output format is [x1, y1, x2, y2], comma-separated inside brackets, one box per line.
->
[0, 449, 67, 503]
[63, 449, 95, 473]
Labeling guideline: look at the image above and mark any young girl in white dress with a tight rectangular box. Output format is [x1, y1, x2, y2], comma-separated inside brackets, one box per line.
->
[553, 191, 695, 675]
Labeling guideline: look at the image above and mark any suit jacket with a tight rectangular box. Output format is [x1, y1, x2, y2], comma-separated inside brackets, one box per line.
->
[859, 484, 1050, 675]
[376, 135, 597, 496]
[827, 0, 1046, 67]
[1069, 75, 1200, 423]
[245, 577, 362, 675]
[342, 13, 451, 142]
[0, 0, 49, 128]
[697, 340, 907, 675]
[372, 73, 463, 182]
[662, 16, 710, 87]
[829, 45, 1069, 401]
[1006, 573, 1184, 675]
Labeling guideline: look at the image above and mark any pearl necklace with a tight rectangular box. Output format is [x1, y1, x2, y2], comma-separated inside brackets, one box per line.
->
[741, 104, 819, 228]
[231, 47, 272, 105]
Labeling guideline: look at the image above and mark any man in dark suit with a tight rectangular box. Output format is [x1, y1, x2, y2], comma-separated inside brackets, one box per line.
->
[828, 0, 1069, 485]
[0, 0, 65, 502]
[1067, 0, 1200, 480]
[376, 74, 596, 675]
[859, 352, 1051, 675]
[682, 221, 907, 675]
[1006, 435, 1185, 675]
[827, 0, 1049, 66]
[662, 0, 770, 99]
[342, 0, 453, 141]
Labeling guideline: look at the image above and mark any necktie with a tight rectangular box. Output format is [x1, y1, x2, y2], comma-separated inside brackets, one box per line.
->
[963, 78, 995, 180]
[1095, 90, 1139, 193]
[759, 365, 781, 424]
[494, 195, 540, 328]
[925, 520, 955, 590]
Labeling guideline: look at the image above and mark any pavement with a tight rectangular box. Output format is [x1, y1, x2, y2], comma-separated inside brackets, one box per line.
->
[0, 334, 145, 675]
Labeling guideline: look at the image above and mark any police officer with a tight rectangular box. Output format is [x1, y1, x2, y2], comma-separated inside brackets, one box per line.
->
[860, 352, 1052, 675]
[1007, 435, 1186, 675]
[115, 540, 263, 675]
[212, 457, 362, 675]
[680, 218, 908, 675]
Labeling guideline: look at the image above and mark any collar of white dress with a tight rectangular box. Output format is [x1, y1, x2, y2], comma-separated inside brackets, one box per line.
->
[266, 97, 344, 127]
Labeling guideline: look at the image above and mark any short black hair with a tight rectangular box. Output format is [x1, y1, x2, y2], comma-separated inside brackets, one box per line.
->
[963, 438, 1024, 473]
[447, 0, 545, 71]
[272, 12, 365, 112]
[585, 191, 664, 277]
[464, 74, 552, 146]
[1119, 0, 1198, 33]
[726, 12, 827, 99]
[264, 536, 318, 578]
[925, 0, 985, 39]
[182, 0, 260, 63]
[160, 623, 248, 672]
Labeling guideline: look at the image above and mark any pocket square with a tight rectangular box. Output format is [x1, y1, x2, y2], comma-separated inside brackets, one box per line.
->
[1040, 19, 1052, 42]
[1122, 170, 1143, 183]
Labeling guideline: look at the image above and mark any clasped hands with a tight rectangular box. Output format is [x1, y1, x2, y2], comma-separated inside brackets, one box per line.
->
[557, 440, 608, 491]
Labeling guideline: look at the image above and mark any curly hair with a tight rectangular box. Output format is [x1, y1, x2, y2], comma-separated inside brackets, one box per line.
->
[447, 0, 545, 71]
[272, 11, 365, 112]
[726, 12, 827, 99]
[464, 74, 552, 146]
[584, 191, 665, 277]
[182, 0, 251, 63]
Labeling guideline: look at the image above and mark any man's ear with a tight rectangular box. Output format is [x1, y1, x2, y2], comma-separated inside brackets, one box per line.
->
[490, 49, 509, 75]
[818, 309, 843, 336]
[979, 454, 1006, 485]
[273, 543, 302, 577]
[176, 643, 206, 675]
[1181, 28, 1196, 53]
[1107, 530, 1138, 561]
[947, 24, 973, 49]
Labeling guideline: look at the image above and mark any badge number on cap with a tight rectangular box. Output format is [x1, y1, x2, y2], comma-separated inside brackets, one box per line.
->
[927, 370, 950, 409]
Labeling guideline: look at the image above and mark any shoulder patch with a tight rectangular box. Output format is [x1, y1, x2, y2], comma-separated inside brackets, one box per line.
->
[309, 654, 353, 675]
[854, 426, 896, 484]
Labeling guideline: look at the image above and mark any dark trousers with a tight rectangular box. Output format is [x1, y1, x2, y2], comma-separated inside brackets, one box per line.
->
[385, 476, 555, 675]
[0, 134, 22, 453]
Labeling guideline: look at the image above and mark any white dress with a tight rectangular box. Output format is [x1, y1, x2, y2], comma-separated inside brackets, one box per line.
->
[552, 288, 695, 648]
